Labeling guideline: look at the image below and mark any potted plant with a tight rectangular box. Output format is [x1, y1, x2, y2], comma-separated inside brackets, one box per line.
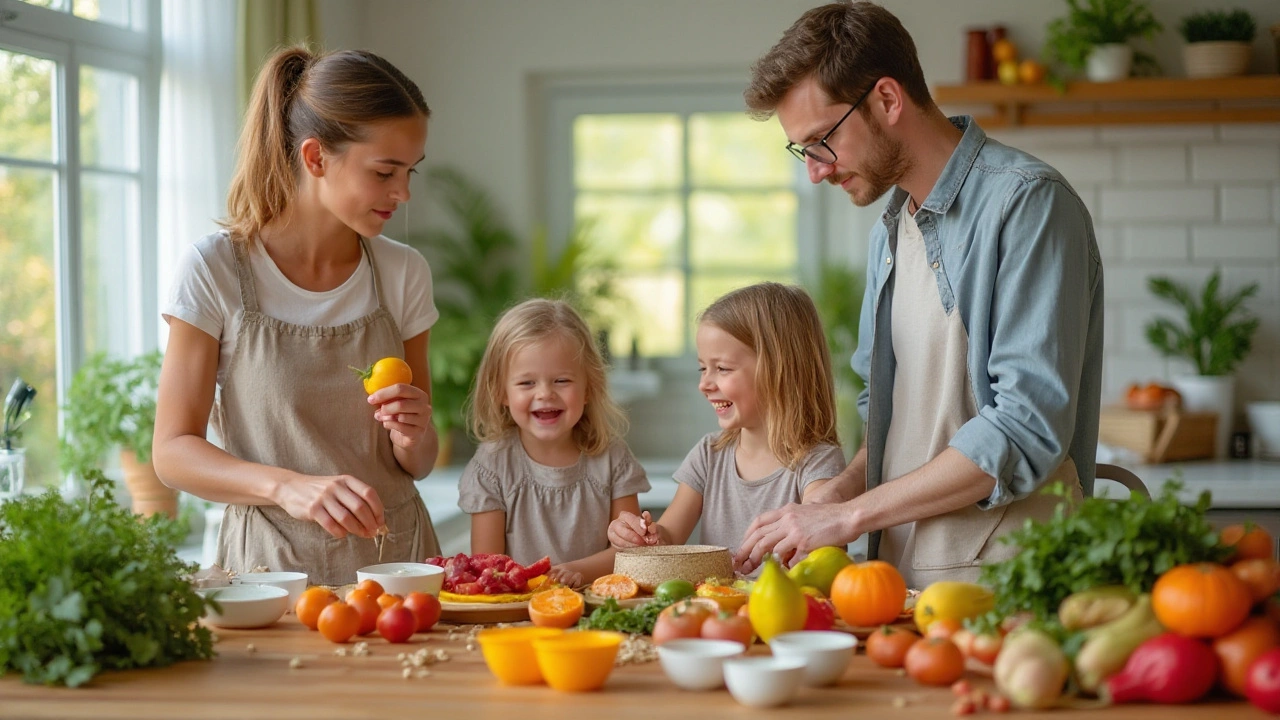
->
[415, 167, 622, 465]
[1143, 269, 1260, 458]
[1179, 9, 1256, 78]
[58, 350, 175, 517]
[1045, 0, 1162, 82]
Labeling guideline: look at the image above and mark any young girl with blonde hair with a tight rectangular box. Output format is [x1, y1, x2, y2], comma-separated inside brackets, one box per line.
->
[459, 298, 650, 587]
[608, 282, 845, 562]
[154, 47, 441, 585]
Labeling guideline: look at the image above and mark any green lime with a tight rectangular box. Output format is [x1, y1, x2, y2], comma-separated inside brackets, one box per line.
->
[654, 579, 696, 603]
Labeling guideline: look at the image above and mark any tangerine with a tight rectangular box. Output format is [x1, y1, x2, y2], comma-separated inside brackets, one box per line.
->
[355, 579, 385, 600]
[317, 601, 361, 643]
[529, 588, 586, 629]
[1221, 524, 1275, 562]
[589, 573, 639, 600]
[377, 592, 404, 610]
[347, 591, 382, 635]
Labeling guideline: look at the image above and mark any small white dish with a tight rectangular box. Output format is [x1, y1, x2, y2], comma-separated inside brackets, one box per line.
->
[231, 571, 308, 611]
[356, 562, 444, 597]
[656, 638, 746, 691]
[769, 630, 858, 686]
[1247, 401, 1280, 458]
[723, 656, 807, 708]
[197, 585, 289, 629]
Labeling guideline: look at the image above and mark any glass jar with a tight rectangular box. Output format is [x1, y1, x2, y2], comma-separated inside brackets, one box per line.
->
[0, 447, 25, 500]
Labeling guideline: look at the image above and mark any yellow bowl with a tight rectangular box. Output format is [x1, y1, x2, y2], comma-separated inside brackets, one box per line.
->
[476, 627, 564, 685]
[532, 630, 624, 692]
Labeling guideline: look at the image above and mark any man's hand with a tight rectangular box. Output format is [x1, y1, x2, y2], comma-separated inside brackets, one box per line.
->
[734, 501, 858, 574]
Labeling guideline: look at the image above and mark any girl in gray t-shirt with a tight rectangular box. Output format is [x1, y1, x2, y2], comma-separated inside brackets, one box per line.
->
[458, 299, 650, 588]
[608, 283, 845, 560]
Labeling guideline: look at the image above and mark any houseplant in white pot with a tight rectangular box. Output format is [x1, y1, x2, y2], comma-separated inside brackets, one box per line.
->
[59, 351, 175, 517]
[1143, 270, 1260, 459]
[1045, 0, 1161, 82]
[1179, 9, 1256, 78]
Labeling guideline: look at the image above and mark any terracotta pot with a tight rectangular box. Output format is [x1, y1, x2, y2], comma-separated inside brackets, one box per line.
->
[119, 450, 177, 518]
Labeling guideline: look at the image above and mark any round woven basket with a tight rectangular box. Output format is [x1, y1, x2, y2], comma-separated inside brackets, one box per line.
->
[613, 545, 734, 592]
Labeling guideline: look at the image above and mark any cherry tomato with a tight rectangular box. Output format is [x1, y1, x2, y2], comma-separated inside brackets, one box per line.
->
[376, 605, 417, 643]
[402, 592, 442, 633]
[317, 601, 360, 643]
[352, 357, 412, 395]
[1246, 648, 1280, 714]
[701, 611, 754, 647]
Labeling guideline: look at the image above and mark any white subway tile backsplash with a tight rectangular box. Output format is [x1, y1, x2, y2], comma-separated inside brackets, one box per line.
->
[1220, 266, 1279, 302]
[1221, 186, 1273, 223]
[1095, 225, 1122, 262]
[1125, 226, 1189, 260]
[1192, 227, 1280, 261]
[1119, 147, 1187, 184]
[1120, 305, 1175, 355]
[988, 127, 1099, 147]
[1099, 125, 1215, 144]
[1191, 145, 1280, 182]
[1219, 125, 1280, 142]
[1032, 148, 1115, 185]
[1105, 265, 1214, 302]
[1099, 188, 1215, 221]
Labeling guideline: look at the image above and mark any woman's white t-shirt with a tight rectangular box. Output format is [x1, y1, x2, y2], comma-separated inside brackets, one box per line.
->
[163, 231, 439, 387]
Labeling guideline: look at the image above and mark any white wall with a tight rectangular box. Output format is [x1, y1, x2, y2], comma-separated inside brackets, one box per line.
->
[326, 0, 1280, 458]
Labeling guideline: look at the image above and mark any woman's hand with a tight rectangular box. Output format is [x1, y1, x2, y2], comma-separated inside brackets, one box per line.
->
[368, 382, 433, 450]
[274, 473, 385, 539]
[608, 510, 660, 548]
[548, 565, 584, 589]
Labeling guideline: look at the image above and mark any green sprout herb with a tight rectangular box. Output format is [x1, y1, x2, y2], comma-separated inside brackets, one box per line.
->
[577, 597, 674, 635]
[0, 470, 215, 686]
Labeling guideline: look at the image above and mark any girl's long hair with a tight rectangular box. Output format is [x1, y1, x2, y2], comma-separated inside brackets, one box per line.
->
[700, 282, 839, 468]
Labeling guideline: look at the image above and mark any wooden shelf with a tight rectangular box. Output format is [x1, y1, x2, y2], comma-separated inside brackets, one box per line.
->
[934, 75, 1280, 127]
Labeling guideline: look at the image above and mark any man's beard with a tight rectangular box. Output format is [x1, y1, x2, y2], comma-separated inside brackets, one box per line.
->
[833, 114, 912, 208]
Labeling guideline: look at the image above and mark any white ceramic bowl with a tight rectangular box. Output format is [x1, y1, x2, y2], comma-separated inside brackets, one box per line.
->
[197, 585, 289, 629]
[356, 562, 444, 597]
[769, 630, 858, 686]
[656, 638, 746, 691]
[232, 571, 308, 611]
[1247, 402, 1280, 458]
[723, 656, 807, 708]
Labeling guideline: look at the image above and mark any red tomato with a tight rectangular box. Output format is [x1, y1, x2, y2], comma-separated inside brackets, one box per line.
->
[652, 600, 715, 645]
[969, 631, 1004, 666]
[376, 605, 417, 643]
[802, 595, 836, 631]
[1247, 648, 1280, 714]
[866, 625, 921, 668]
[402, 592, 442, 633]
[904, 637, 966, 686]
[701, 612, 754, 647]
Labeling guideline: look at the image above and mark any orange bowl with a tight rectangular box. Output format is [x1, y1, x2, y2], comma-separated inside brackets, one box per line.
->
[532, 630, 624, 692]
[476, 627, 564, 685]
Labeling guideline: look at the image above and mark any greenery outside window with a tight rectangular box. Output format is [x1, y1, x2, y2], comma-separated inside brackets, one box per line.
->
[0, 0, 159, 488]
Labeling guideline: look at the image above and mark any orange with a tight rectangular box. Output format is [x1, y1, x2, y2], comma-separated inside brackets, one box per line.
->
[295, 587, 338, 631]
[529, 588, 585, 629]
[589, 574, 639, 600]
[354, 579, 385, 600]
[991, 38, 1017, 64]
[347, 591, 382, 636]
[1221, 524, 1275, 562]
[1018, 59, 1046, 85]
[317, 601, 361, 643]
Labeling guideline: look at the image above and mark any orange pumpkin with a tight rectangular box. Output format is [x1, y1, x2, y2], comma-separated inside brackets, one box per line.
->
[1220, 524, 1275, 562]
[1152, 563, 1253, 638]
[829, 560, 907, 628]
[1212, 615, 1280, 697]
[1233, 558, 1280, 603]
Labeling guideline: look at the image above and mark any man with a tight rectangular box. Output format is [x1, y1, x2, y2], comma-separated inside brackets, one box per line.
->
[734, 1, 1103, 587]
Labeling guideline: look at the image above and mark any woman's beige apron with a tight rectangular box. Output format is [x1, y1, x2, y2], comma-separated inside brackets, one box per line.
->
[877, 209, 1082, 588]
[212, 237, 439, 586]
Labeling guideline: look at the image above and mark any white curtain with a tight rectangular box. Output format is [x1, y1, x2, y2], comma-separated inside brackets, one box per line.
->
[157, 0, 239, 347]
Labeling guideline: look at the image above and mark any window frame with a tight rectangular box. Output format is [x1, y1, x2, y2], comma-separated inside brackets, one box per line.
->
[0, 0, 160, 439]
[544, 78, 825, 366]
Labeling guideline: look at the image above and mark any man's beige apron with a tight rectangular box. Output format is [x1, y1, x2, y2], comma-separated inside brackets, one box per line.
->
[212, 237, 440, 586]
[878, 209, 1082, 588]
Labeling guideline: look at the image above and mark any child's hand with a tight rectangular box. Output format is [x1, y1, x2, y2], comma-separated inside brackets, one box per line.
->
[548, 565, 583, 589]
[609, 510, 659, 548]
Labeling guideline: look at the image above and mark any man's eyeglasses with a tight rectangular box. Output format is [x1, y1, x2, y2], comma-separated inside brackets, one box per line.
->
[785, 85, 874, 165]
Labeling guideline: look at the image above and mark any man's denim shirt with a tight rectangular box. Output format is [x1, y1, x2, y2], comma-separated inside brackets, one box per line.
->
[853, 116, 1104, 507]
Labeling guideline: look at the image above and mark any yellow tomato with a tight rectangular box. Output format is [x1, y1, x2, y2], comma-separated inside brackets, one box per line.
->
[351, 357, 412, 394]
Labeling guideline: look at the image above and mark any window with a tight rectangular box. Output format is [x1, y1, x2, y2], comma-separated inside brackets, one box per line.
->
[547, 82, 819, 360]
[0, 0, 158, 487]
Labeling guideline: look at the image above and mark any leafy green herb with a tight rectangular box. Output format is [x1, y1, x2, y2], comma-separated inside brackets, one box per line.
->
[1179, 9, 1256, 43]
[978, 479, 1230, 623]
[577, 597, 673, 635]
[0, 470, 215, 686]
[1144, 269, 1260, 376]
[1044, 0, 1162, 73]
[59, 351, 163, 479]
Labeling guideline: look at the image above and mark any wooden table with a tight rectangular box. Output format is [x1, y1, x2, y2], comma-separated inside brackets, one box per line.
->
[0, 617, 1265, 719]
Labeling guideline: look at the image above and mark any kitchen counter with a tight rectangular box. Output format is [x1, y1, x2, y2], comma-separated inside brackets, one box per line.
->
[0, 615, 1261, 719]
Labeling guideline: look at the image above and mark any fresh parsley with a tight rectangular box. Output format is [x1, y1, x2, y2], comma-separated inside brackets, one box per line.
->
[0, 470, 215, 686]
[578, 597, 673, 634]
[978, 479, 1230, 623]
